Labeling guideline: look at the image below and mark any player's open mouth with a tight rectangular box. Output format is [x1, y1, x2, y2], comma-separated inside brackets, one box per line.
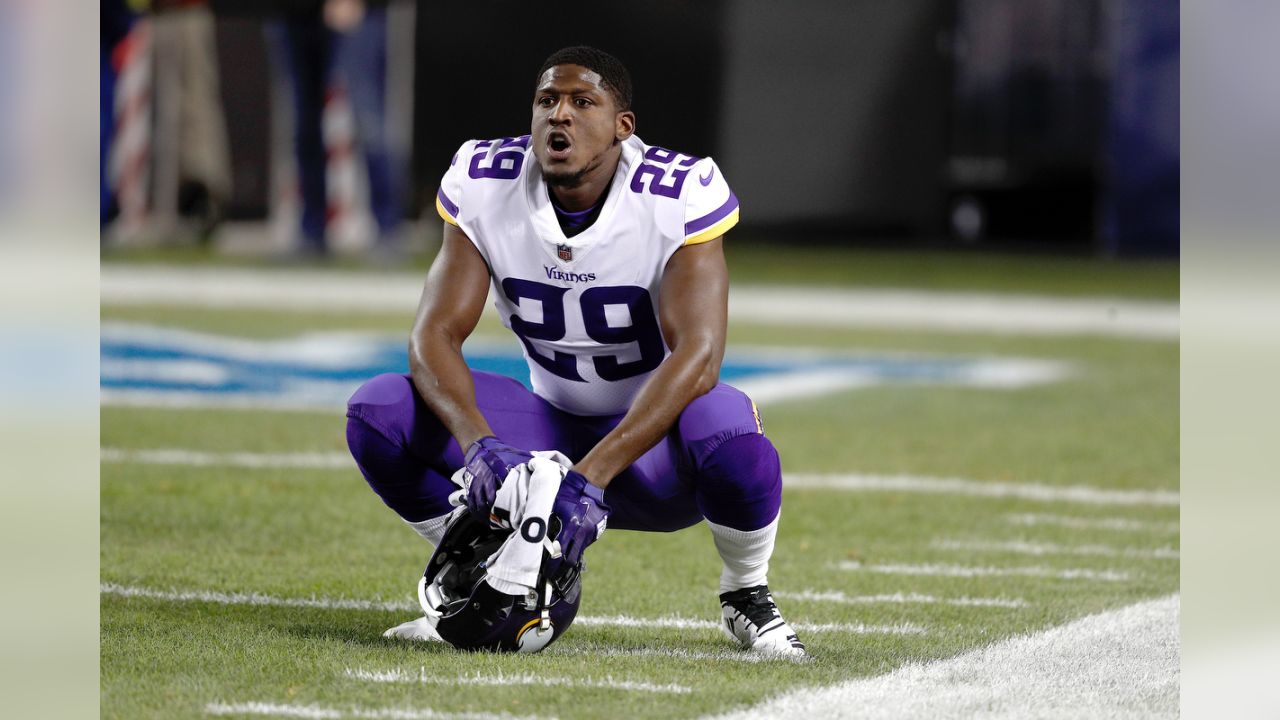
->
[547, 132, 573, 161]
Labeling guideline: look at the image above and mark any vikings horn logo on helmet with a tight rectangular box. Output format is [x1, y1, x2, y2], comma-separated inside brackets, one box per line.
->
[515, 618, 556, 653]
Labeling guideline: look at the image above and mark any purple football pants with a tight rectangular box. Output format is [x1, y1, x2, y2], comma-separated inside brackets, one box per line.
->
[346, 371, 782, 532]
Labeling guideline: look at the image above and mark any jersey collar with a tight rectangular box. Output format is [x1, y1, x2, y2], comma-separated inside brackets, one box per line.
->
[524, 137, 640, 265]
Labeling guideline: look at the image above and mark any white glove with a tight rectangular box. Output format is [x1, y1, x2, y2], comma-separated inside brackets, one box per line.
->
[382, 616, 442, 642]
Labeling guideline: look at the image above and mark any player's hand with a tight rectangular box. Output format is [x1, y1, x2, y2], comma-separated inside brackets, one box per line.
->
[463, 436, 533, 522]
[552, 470, 610, 566]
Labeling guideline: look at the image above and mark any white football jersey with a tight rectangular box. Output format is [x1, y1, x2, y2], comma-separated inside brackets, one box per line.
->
[435, 134, 739, 416]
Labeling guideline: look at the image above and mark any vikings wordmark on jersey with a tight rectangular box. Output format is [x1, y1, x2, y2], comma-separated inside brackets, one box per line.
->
[435, 135, 740, 417]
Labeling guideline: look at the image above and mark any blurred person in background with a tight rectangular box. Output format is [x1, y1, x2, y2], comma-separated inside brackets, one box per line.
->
[267, 0, 405, 261]
[150, 0, 233, 237]
[101, 0, 231, 239]
[101, 0, 136, 227]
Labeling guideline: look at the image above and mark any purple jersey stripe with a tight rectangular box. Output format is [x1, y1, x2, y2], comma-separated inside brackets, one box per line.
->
[684, 191, 739, 236]
[437, 187, 459, 218]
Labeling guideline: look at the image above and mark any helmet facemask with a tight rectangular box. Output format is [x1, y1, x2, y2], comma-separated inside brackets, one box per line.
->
[418, 509, 582, 653]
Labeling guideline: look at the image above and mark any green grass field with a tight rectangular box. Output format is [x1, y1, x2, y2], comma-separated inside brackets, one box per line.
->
[100, 250, 1178, 719]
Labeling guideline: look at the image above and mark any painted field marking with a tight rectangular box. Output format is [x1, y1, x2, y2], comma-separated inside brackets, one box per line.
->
[100, 584, 924, 635]
[345, 667, 691, 694]
[544, 644, 800, 664]
[730, 287, 1179, 339]
[703, 594, 1179, 720]
[933, 539, 1179, 560]
[563, 614, 925, 635]
[777, 590, 1027, 609]
[101, 357, 230, 385]
[101, 265, 1179, 339]
[99, 447, 1176, 509]
[102, 390, 341, 413]
[837, 561, 1130, 582]
[100, 322, 1069, 411]
[1004, 512, 1179, 533]
[786, 473, 1178, 507]
[101, 448, 353, 470]
[100, 582, 415, 612]
[204, 702, 547, 720]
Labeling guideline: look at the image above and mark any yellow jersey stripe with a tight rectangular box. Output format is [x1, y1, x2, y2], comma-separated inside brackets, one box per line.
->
[435, 196, 459, 226]
[683, 207, 739, 246]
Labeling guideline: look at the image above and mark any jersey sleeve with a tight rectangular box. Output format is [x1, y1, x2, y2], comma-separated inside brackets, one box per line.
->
[682, 157, 739, 245]
[434, 141, 473, 227]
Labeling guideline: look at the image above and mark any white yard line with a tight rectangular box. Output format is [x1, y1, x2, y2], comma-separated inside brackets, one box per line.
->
[703, 594, 1179, 720]
[204, 702, 547, 720]
[100, 389, 346, 413]
[544, 645, 799, 664]
[345, 668, 691, 694]
[103, 266, 425, 313]
[100, 582, 415, 612]
[733, 370, 879, 404]
[101, 265, 1178, 339]
[933, 539, 1179, 560]
[100, 448, 353, 470]
[99, 584, 922, 635]
[562, 614, 925, 635]
[731, 356, 1069, 403]
[1005, 512, 1179, 533]
[837, 561, 1130, 582]
[729, 287, 1179, 339]
[99, 447, 1178, 509]
[101, 357, 231, 385]
[786, 472, 1179, 507]
[776, 590, 1027, 609]
[101, 322, 392, 366]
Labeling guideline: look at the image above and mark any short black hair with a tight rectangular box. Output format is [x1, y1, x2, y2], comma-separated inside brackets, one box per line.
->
[535, 46, 633, 111]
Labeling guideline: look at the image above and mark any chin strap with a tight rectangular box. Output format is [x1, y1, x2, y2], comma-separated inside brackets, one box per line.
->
[418, 574, 444, 621]
[537, 532, 560, 631]
[539, 579, 553, 631]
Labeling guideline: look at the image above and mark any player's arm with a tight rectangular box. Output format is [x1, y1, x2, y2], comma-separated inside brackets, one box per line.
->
[573, 237, 729, 489]
[408, 222, 496, 449]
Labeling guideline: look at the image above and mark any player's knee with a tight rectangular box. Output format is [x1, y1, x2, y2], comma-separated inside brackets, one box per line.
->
[695, 432, 782, 531]
[346, 379, 456, 521]
[345, 413, 456, 522]
[345, 413, 392, 480]
[348, 372, 414, 411]
[677, 384, 764, 470]
[346, 373, 419, 450]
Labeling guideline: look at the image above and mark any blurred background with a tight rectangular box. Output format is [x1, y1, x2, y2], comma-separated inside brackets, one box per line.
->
[10, 0, 1280, 716]
[99, 0, 1179, 261]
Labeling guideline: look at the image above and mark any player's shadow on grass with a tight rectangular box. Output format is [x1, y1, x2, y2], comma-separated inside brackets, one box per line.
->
[221, 606, 461, 653]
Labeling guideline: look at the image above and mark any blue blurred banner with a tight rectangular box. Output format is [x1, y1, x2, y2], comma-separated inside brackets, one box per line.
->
[1103, 0, 1180, 257]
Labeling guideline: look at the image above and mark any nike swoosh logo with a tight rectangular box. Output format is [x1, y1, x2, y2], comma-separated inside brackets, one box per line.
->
[699, 168, 715, 186]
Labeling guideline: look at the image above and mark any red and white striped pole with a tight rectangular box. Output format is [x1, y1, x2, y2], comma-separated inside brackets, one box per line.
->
[322, 82, 373, 252]
[107, 19, 153, 233]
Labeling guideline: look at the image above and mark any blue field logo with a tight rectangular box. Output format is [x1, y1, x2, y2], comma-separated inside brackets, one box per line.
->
[100, 324, 1068, 410]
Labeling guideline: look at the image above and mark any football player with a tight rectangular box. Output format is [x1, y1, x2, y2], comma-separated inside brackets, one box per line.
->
[346, 46, 805, 656]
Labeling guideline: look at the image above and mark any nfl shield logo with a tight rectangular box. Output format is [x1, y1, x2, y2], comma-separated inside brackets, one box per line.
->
[557, 244, 573, 262]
